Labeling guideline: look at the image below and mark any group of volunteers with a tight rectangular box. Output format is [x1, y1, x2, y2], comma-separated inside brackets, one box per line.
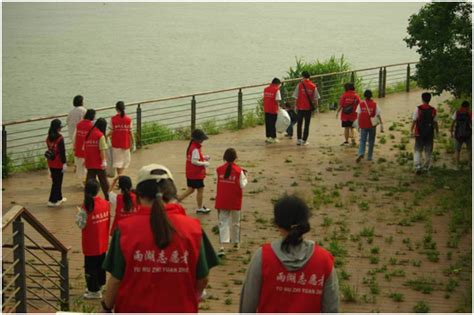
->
[262, 74, 471, 171]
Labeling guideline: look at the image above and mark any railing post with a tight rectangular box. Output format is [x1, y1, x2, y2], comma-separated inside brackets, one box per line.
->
[406, 63, 411, 92]
[60, 251, 69, 311]
[378, 68, 383, 98]
[2, 125, 7, 163]
[237, 89, 243, 129]
[351, 71, 355, 84]
[382, 67, 387, 97]
[191, 96, 196, 132]
[12, 218, 27, 313]
[136, 104, 142, 149]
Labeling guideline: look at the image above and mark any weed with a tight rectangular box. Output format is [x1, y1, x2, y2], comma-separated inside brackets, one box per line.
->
[359, 227, 374, 237]
[290, 181, 298, 187]
[389, 292, 404, 302]
[358, 201, 370, 211]
[224, 298, 232, 305]
[369, 256, 379, 264]
[200, 119, 221, 135]
[211, 225, 219, 235]
[413, 301, 430, 313]
[446, 278, 459, 293]
[370, 247, 380, 255]
[384, 236, 394, 244]
[321, 217, 333, 227]
[404, 277, 437, 294]
[340, 283, 358, 302]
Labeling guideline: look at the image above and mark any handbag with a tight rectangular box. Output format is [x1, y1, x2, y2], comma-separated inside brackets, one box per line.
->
[301, 81, 316, 112]
[44, 137, 60, 160]
[342, 97, 358, 115]
[364, 101, 380, 127]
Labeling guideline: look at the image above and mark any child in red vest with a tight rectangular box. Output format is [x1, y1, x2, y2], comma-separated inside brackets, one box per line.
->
[75, 179, 110, 299]
[178, 129, 211, 214]
[336, 82, 360, 146]
[108, 101, 134, 176]
[214, 148, 248, 257]
[109, 176, 138, 234]
[240, 194, 339, 313]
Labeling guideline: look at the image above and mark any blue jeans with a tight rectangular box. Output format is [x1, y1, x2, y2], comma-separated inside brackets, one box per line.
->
[358, 127, 376, 160]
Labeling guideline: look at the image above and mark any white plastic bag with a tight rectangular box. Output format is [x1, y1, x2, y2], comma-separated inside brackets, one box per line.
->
[276, 108, 291, 133]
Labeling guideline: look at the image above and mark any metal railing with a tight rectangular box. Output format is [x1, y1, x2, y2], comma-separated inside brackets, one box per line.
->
[2, 62, 417, 168]
[2, 206, 70, 313]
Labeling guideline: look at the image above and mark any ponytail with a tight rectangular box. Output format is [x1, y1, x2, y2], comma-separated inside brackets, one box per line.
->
[116, 101, 125, 118]
[84, 179, 100, 213]
[222, 148, 237, 179]
[281, 222, 311, 253]
[84, 193, 95, 213]
[150, 194, 175, 249]
[224, 163, 233, 179]
[118, 176, 134, 212]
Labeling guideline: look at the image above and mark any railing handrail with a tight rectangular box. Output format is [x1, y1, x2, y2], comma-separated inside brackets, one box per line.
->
[2, 206, 69, 253]
[2, 61, 418, 126]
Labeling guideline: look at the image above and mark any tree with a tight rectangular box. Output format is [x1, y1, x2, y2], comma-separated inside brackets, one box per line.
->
[404, 2, 472, 97]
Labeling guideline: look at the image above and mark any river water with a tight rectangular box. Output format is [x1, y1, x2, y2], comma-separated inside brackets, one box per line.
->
[3, 2, 422, 122]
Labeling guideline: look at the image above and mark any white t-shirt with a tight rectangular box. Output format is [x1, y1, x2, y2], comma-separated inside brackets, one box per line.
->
[67, 107, 87, 140]
[275, 90, 282, 101]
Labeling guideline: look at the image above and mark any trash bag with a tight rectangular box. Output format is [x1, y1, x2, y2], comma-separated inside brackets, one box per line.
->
[276, 108, 291, 133]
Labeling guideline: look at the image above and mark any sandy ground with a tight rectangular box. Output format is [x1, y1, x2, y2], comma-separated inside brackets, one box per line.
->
[2, 90, 472, 312]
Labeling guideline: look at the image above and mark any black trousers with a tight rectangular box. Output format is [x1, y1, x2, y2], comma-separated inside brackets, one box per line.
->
[84, 254, 106, 292]
[264, 113, 278, 138]
[49, 168, 64, 203]
[86, 169, 110, 201]
[297, 110, 312, 141]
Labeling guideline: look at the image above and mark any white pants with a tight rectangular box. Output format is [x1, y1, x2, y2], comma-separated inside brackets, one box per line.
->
[74, 157, 87, 179]
[218, 210, 241, 244]
[112, 148, 131, 169]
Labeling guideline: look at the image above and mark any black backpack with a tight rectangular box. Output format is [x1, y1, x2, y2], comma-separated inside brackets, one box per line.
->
[455, 111, 472, 141]
[417, 106, 435, 139]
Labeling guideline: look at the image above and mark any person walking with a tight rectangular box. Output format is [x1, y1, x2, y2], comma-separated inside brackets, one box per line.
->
[109, 176, 138, 234]
[411, 92, 438, 174]
[450, 100, 472, 165]
[336, 83, 360, 146]
[292, 71, 320, 145]
[109, 101, 134, 176]
[215, 148, 248, 257]
[178, 129, 211, 214]
[356, 90, 384, 162]
[284, 102, 297, 139]
[263, 78, 282, 144]
[45, 119, 67, 207]
[75, 179, 110, 299]
[67, 95, 87, 143]
[73, 109, 96, 183]
[239, 194, 339, 313]
[84, 118, 110, 200]
[101, 164, 219, 313]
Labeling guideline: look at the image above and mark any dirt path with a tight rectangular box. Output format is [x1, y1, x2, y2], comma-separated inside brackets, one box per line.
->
[2, 90, 471, 312]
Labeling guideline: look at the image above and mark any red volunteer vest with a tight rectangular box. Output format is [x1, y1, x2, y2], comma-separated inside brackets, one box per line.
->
[415, 104, 437, 136]
[296, 80, 317, 111]
[74, 119, 93, 158]
[257, 243, 334, 313]
[110, 193, 138, 234]
[358, 100, 377, 129]
[111, 114, 132, 149]
[339, 91, 360, 121]
[263, 84, 280, 114]
[115, 207, 202, 313]
[215, 162, 243, 210]
[84, 128, 104, 170]
[46, 136, 64, 169]
[81, 197, 110, 256]
[185, 141, 206, 180]
[165, 202, 187, 216]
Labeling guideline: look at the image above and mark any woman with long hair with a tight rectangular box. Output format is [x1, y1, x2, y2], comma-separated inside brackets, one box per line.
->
[45, 119, 67, 207]
[109, 175, 138, 234]
[109, 101, 134, 176]
[356, 90, 384, 163]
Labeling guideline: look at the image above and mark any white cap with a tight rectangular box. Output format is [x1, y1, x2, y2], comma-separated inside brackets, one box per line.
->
[137, 164, 174, 185]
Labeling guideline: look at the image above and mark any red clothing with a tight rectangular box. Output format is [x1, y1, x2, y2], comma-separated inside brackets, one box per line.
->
[111, 114, 132, 149]
[358, 99, 378, 129]
[46, 136, 64, 169]
[339, 91, 360, 122]
[296, 80, 317, 111]
[74, 119, 93, 158]
[455, 107, 471, 120]
[110, 193, 138, 234]
[81, 197, 110, 256]
[414, 103, 437, 137]
[115, 210, 202, 312]
[215, 162, 243, 211]
[84, 128, 104, 170]
[257, 243, 334, 313]
[185, 141, 206, 180]
[263, 84, 280, 114]
[165, 203, 187, 216]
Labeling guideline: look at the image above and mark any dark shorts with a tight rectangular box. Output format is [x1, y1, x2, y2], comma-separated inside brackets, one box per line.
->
[454, 138, 472, 151]
[342, 120, 354, 128]
[187, 179, 205, 189]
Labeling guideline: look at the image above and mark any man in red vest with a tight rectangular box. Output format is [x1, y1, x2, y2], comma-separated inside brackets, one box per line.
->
[292, 71, 320, 145]
[263, 78, 282, 144]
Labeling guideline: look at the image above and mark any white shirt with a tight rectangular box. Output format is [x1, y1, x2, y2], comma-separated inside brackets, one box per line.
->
[275, 90, 282, 101]
[191, 148, 209, 167]
[67, 107, 87, 140]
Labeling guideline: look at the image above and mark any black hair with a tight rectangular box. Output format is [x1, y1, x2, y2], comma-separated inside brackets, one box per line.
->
[47, 119, 62, 142]
[223, 148, 237, 179]
[84, 179, 100, 213]
[136, 178, 175, 249]
[116, 101, 125, 118]
[273, 194, 311, 253]
[461, 101, 470, 108]
[302, 71, 310, 79]
[156, 178, 178, 203]
[118, 176, 134, 212]
[344, 82, 355, 91]
[73, 95, 84, 107]
[84, 109, 96, 121]
[422, 92, 432, 103]
[85, 118, 107, 142]
[272, 77, 281, 85]
[364, 90, 373, 99]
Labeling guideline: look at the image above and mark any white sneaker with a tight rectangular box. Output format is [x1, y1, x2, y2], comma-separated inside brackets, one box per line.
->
[83, 290, 102, 299]
[196, 207, 211, 214]
[59, 197, 67, 204]
[296, 139, 303, 145]
[302, 141, 309, 146]
[265, 137, 272, 144]
[47, 201, 60, 207]
[217, 247, 225, 257]
[273, 138, 279, 143]
[200, 289, 209, 300]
